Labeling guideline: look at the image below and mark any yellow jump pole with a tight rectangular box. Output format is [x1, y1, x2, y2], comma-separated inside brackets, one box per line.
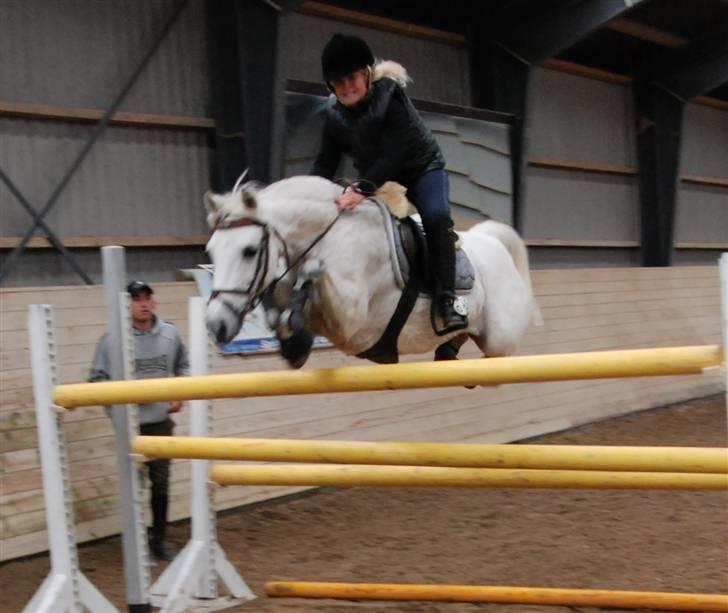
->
[132, 436, 728, 474]
[264, 581, 728, 611]
[211, 464, 728, 491]
[54, 345, 722, 409]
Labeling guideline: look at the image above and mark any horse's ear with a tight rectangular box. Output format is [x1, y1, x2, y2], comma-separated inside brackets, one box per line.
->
[204, 191, 222, 214]
[241, 189, 257, 210]
[204, 191, 224, 228]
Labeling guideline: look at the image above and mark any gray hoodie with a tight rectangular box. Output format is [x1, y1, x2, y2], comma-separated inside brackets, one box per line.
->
[89, 315, 190, 425]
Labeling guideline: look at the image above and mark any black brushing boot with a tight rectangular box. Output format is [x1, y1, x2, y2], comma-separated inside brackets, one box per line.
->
[427, 217, 468, 334]
[150, 495, 177, 561]
[435, 332, 469, 361]
[434, 339, 460, 361]
[278, 281, 314, 369]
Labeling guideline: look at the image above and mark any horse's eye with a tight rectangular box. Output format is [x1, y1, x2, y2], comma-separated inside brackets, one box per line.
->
[242, 246, 258, 259]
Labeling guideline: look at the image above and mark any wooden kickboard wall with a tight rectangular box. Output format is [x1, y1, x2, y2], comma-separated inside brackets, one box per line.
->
[0, 265, 724, 560]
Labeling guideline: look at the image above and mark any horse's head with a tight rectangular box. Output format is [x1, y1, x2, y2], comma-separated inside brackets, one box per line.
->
[204, 183, 285, 343]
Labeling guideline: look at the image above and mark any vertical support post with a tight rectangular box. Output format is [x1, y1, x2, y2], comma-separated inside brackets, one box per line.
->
[235, 0, 286, 183]
[207, 0, 247, 191]
[496, 53, 530, 233]
[468, 40, 530, 231]
[24, 305, 118, 613]
[189, 297, 215, 593]
[633, 84, 684, 266]
[148, 298, 254, 612]
[102, 246, 152, 612]
[720, 253, 728, 423]
[25, 304, 79, 611]
[207, 0, 295, 188]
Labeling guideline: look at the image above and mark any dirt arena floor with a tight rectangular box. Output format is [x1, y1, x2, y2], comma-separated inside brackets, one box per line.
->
[2, 395, 727, 613]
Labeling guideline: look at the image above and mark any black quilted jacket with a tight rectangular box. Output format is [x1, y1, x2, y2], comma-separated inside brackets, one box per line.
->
[310, 78, 445, 193]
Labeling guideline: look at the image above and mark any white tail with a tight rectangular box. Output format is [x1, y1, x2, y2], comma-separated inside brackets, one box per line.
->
[469, 220, 543, 326]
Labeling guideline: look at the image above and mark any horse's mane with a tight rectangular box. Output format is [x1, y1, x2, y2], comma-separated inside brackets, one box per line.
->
[257, 176, 342, 228]
[209, 176, 341, 229]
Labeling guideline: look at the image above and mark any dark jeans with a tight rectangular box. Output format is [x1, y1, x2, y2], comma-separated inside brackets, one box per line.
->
[139, 418, 174, 537]
[407, 169, 457, 295]
[407, 169, 452, 230]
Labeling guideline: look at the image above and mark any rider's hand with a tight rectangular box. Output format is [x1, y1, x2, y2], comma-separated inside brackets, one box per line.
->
[335, 190, 366, 212]
[167, 401, 183, 414]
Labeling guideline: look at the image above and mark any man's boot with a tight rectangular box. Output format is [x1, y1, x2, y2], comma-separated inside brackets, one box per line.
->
[150, 495, 177, 561]
[426, 217, 468, 334]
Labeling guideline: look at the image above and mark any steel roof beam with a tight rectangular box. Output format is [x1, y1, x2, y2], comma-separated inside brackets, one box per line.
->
[492, 0, 641, 64]
[636, 26, 728, 100]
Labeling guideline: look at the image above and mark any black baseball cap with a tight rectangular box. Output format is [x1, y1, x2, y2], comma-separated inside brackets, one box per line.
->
[126, 281, 154, 297]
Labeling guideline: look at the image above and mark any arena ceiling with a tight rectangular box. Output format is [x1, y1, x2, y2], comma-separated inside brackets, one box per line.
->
[305, 0, 728, 102]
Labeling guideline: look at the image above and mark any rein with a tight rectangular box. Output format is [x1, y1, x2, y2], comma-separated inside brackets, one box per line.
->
[210, 211, 342, 320]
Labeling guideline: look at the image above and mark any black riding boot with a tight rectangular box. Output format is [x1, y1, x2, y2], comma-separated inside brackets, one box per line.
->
[150, 495, 177, 561]
[426, 217, 468, 334]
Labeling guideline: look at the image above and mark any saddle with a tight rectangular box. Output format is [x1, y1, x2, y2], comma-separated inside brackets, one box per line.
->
[371, 199, 475, 296]
[357, 200, 474, 365]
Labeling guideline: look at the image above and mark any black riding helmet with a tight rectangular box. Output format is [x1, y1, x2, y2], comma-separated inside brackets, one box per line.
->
[321, 33, 374, 86]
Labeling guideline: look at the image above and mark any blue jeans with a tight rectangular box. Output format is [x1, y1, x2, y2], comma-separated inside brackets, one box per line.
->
[406, 169, 457, 298]
[407, 169, 452, 230]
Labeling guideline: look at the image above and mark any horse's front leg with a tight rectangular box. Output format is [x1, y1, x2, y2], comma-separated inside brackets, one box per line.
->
[276, 259, 324, 368]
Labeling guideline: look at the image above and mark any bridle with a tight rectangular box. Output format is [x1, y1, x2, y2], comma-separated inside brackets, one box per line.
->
[208, 212, 342, 326]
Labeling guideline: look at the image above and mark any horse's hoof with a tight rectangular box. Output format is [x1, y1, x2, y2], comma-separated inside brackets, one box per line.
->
[280, 330, 313, 369]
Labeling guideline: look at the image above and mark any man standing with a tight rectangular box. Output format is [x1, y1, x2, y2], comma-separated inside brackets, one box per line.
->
[89, 281, 189, 561]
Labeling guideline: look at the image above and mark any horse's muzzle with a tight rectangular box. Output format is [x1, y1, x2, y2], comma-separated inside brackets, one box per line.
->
[205, 297, 241, 344]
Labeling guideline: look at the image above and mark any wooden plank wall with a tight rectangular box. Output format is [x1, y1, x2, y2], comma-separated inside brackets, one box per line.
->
[0, 266, 723, 561]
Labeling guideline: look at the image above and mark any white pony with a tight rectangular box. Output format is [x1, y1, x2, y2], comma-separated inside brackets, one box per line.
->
[205, 175, 538, 368]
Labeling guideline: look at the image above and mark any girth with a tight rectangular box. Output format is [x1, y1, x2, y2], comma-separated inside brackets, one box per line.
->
[355, 200, 475, 364]
[357, 216, 425, 364]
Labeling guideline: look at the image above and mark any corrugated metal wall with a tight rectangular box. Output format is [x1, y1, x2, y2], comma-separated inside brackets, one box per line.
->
[1, 0, 208, 114]
[0, 0, 210, 287]
[1, 121, 209, 236]
[529, 69, 636, 166]
[2, 3, 725, 286]
[674, 103, 728, 264]
[524, 69, 639, 239]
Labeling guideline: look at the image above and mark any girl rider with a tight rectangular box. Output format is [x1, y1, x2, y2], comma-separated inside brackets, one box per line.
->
[310, 33, 468, 334]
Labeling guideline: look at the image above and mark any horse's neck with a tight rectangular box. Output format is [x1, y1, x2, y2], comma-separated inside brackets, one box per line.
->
[260, 179, 340, 249]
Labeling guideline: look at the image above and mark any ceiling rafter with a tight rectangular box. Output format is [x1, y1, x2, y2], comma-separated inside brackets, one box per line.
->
[634, 24, 728, 99]
[489, 0, 639, 64]
[294, 0, 728, 104]
[606, 17, 687, 48]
